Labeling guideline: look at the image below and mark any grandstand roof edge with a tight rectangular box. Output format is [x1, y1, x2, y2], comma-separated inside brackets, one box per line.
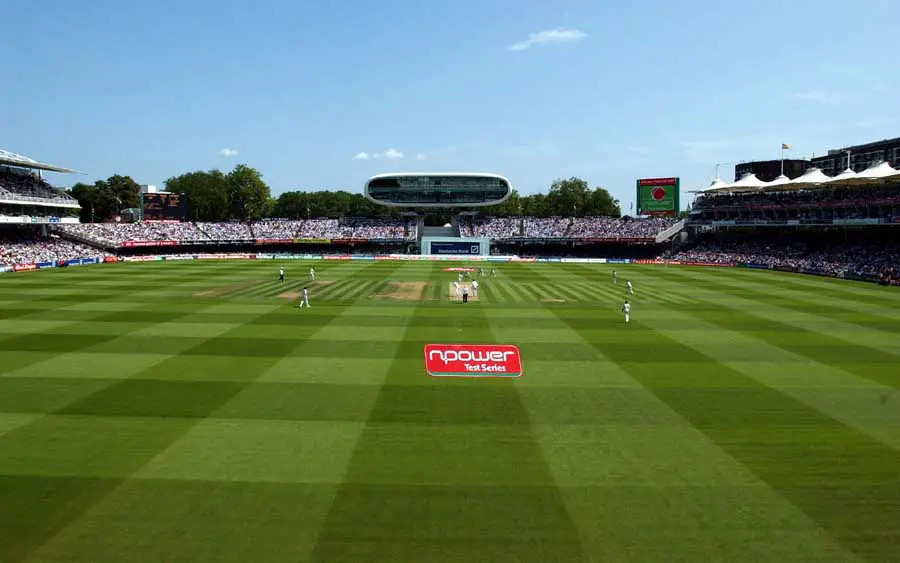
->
[366, 172, 511, 182]
[0, 149, 82, 174]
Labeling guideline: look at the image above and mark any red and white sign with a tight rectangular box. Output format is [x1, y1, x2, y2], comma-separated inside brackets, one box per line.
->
[424, 344, 523, 378]
[13, 263, 37, 272]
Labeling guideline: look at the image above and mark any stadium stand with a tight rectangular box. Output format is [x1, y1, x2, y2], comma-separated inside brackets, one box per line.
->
[666, 241, 899, 284]
[0, 232, 109, 267]
[0, 167, 77, 204]
[459, 216, 677, 240]
[58, 217, 416, 246]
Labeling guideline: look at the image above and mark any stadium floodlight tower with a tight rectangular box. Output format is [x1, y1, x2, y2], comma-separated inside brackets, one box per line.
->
[363, 172, 513, 256]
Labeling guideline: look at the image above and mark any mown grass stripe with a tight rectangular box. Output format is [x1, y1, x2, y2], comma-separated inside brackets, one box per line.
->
[308, 262, 585, 561]
[700, 269, 900, 329]
[659, 268, 900, 360]
[489, 281, 517, 304]
[549, 304, 900, 562]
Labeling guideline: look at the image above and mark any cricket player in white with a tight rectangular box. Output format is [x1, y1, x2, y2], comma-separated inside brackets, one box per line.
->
[279, 268, 284, 283]
[298, 287, 310, 308]
[626, 280, 634, 294]
[613, 270, 617, 284]
[471, 279, 479, 297]
[623, 300, 630, 323]
[309, 267, 315, 281]
[453, 280, 461, 298]
[457, 272, 463, 283]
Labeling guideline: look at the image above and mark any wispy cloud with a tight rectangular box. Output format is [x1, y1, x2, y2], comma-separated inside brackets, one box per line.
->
[219, 148, 238, 157]
[353, 148, 405, 161]
[790, 90, 843, 105]
[374, 148, 404, 159]
[415, 153, 425, 160]
[508, 28, 586, 51]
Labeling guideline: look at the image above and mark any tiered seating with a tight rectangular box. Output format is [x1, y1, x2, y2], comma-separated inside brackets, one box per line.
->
[0, 235, 108, 266]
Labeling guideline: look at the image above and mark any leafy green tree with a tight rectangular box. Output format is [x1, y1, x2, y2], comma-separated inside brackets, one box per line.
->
[585, 187, 621, 217]
[164, 169, 230, 221]
[67, 175, 141, 222]
[226, 164, 271, 221]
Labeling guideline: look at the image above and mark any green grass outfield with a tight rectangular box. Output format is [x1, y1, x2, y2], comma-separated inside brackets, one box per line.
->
[1, 260, 899, 562]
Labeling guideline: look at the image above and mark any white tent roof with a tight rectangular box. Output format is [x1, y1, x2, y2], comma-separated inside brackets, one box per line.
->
[763, 174, 792, 189]
[788, 167, 831, 186]
[824, 168, 858, 183]
[727, 173, 767, 191]
[702, 178, 730, 192]
[856, 161, 898, 180]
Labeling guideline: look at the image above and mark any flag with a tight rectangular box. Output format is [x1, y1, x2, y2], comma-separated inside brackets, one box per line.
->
[781, 143, 791, 150]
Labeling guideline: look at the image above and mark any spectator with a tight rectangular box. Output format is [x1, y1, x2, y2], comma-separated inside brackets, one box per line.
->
[1, 234, 108, 266]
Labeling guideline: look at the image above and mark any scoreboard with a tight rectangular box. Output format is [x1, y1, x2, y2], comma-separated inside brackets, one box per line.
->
[142, 193, 187, 220]
[635, 177, 679, 216]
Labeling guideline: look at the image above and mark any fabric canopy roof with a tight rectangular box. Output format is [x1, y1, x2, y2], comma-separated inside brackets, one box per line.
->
[697, 161, 900, 194]
[728, 173, 767, 191]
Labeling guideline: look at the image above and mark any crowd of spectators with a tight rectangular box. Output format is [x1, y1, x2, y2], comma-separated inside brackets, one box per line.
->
[523, 217, 571, 238]
[293, 218, 412, 240]
[252, 220, 303, 239]
[695, 185, 900, 210]
[666, 242, 807, 266]
[0, 235, 108, 267]
[462, 216, 520, 238]
[59, 218, 415, 246]
[0, 168, 76, 203]
[567, 217, 676, 238]
[60, 222, 211, 245]
[462, 216, 678, 239]
[666, 241, 900, 284]
[200, 222, 253, 240]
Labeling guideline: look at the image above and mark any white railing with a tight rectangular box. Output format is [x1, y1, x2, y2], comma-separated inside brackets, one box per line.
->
[0, 192, 81, 208]
[655, 219, 685, 243]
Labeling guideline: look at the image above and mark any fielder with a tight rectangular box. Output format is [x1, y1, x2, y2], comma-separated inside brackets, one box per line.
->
[623, 299, 631, 323]
[309, 267, 315, 281]
[471, 279, 479, 297]
[279, 268, 284, 283]
[453, 280, 461, 298]
[297, 287, 311, 308]
[612, 269, 617, 284]
[626, 279, 634, 295]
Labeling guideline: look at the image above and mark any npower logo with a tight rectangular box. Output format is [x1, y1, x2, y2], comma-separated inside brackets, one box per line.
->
[424, 344, 523, 378]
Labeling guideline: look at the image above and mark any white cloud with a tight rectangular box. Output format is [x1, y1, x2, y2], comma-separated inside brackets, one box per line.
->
[415, 153, 425, 160]
[219, 148, 238, 157]
[508, 28, 586, 51]
[352, 152, 370, 160]
[374, 148, 404, 159]
[790, 90, 843, 105]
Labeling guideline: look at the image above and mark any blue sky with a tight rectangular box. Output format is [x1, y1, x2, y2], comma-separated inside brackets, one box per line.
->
[2, 0, 897, 211]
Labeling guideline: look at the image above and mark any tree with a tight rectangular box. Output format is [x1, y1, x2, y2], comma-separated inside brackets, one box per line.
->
[69, 182, 99, 222]
[164, 169, 230, 221]
[585, 187, 621, 217]
[105, 174, 141, 211]
[67, 175, 141, 222]
[546, 177, 590, 216]
[226, 164, 271, 221]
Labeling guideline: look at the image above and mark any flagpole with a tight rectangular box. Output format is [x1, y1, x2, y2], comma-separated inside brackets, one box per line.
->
[780, 146, 785, 176]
